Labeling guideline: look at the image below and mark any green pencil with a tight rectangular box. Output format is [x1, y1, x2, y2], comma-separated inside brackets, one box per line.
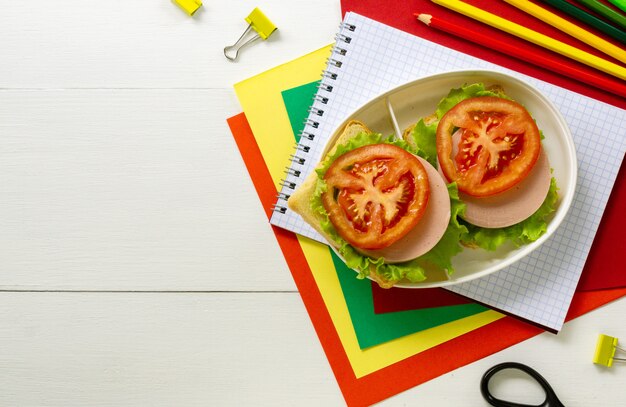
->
[543, 0, 626, 46]
[574, 0, 626, 31]
[606, 0, 626, 14]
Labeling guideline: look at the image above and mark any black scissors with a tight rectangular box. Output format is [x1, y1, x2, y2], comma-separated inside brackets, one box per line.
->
[481, 362, 565, 407]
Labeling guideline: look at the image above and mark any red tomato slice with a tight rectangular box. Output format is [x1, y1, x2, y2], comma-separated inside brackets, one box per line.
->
[322, 144, 430, 250]
[436, 96, 541, 197]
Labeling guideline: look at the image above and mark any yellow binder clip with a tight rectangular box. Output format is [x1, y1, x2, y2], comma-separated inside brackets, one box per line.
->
[593, 334, 626, 367]
[224, 8, 277, 61]
[173, 0, 202, 16]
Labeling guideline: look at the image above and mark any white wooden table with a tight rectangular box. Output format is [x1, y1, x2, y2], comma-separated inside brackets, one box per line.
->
[1, 1, 624, 405]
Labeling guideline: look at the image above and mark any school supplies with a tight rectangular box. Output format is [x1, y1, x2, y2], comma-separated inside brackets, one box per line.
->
[542, 0, 626, 45]
[593, 334, 626, 367]
[481, 362, 565, 407]
[269, 11, 626, 332]
[344, 0, 625, 107]
[607, 0, 626, 13]
[415, 13, 626, 99]
[430, 0, 626, 80]
[224, 8, 277, 61]
[173, 0, 202, 16]
[575, 0, 626, 31]
[502, 0, 626, 63]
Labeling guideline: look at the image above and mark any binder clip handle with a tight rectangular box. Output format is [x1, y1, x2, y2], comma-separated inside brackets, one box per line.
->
[224, 25, 261, 61]
[224, 8, 277, 61]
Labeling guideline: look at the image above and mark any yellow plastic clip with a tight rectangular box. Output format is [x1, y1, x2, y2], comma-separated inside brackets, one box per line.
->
[173, 0, 202, 16]
[593, 334, 626, 367]
[224, 8, 277, 61]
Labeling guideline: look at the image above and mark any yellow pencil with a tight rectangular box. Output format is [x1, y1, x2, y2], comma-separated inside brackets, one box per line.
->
[431, 0, 626, 81]
[504, 0, 626, 63]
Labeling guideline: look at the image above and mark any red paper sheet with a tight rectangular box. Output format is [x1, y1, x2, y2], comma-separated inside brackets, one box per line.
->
[372, 286, 472, 314]
[578, 157, 626, 291]
[228, 112, 626, 406]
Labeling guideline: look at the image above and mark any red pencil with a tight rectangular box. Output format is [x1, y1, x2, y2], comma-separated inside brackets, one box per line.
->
[415, 13, 626, 100]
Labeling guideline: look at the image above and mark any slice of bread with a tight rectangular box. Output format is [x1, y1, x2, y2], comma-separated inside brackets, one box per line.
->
[286, 120, 397, 288]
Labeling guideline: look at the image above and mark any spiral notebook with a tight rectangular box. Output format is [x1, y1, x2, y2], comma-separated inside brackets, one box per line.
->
[269, 12, 626, 331]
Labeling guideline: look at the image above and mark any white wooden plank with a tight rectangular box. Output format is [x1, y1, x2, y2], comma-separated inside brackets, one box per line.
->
[0, 90, 294, 291]
[0, 292, 342, 406]
[0, 0, 341, 89]
[2, 1, 623, 406]
[0, 292, 624, 406]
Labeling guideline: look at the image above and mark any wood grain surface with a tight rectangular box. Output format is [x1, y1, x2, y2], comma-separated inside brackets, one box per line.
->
[0, 1, 624, 405]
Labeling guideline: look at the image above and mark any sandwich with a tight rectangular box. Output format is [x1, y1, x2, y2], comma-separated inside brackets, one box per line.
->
[404, 83, 558, 251]
[288, 82, 558, 288]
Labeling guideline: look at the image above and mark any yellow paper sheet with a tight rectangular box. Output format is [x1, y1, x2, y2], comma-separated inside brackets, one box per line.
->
[233, 45, 504, 377]
[299, 237, 503, 377]
[234, 45, 332, 191]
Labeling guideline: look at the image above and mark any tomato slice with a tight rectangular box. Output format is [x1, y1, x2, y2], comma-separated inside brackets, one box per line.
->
[436, 96, 541, 197]
[322, 144, 430, 250]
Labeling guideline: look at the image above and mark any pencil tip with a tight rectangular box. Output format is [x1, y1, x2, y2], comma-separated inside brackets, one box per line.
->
[416, 14, 432, 25]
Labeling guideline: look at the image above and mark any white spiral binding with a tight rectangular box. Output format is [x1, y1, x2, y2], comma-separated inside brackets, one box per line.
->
[273, 21, 355, 214]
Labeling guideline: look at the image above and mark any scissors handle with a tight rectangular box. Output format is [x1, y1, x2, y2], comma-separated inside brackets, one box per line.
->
[480, 362, 565, 407]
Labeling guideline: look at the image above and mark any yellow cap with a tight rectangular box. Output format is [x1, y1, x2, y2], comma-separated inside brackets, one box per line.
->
[173, 0, 202, 16]
[245, 8, 277, 40]
[593, 334, 618, 367]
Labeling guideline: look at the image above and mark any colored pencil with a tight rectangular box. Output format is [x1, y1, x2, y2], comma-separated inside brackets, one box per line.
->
[430, 0, 626, 81]
[415, 13, 626, 99]
[607, 0, 626, 14]
[504, 0, 626, 63]
[543, 0, 626, 45]
[574, 0, 626, 30]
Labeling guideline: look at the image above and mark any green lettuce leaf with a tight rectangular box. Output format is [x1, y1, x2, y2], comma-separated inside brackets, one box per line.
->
[460, 177, 559, 250]
[435, 82, 508, 119]
[408, 119, 438, 167]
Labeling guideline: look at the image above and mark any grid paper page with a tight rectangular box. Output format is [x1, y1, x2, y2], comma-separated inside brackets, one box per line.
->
[271, 12, 626, 331]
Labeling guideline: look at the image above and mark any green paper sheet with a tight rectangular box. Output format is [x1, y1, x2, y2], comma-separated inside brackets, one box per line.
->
[282, 80, 320, 143]
[280, 82, 487, 349]
[331, 251, 486, 348]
